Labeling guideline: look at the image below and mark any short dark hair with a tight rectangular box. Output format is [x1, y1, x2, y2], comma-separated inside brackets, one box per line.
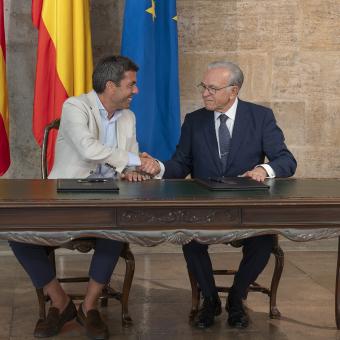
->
[92, 55, 139, 93]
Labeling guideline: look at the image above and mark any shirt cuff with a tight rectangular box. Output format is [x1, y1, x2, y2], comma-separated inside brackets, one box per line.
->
[127, 152, 141, 167]
[154, 160, 165, 179]
[256, 164, 276, 178]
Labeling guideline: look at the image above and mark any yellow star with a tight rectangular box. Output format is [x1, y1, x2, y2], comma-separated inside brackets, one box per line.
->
[172, 15, 178, 22]
[146, 0, 156, 21]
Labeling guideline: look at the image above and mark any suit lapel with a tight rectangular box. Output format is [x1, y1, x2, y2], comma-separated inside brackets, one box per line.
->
[203, 110, 223, 173]
[86, 91, 103, 140]
[227, 100, 250, 167]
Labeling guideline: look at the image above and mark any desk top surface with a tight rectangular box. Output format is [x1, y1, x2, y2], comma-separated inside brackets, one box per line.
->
[1, 178, 340, 206]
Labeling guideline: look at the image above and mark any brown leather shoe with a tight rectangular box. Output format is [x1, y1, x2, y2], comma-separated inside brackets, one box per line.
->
[34, 299, 77, 338]
[76, 303, 109, 340]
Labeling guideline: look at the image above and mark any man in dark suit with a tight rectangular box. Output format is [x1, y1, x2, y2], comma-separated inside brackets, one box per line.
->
[161, 61, 297, 329]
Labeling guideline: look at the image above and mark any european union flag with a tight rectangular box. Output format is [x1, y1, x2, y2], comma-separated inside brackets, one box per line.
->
[121, 0, 180, 161]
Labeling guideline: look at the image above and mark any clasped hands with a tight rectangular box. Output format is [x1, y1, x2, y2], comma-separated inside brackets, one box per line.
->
[121, 152, 161, 182]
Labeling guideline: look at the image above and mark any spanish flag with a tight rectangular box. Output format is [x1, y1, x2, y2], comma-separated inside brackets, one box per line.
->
[32, 0, 93, 172]
[0, 0, 10, 176]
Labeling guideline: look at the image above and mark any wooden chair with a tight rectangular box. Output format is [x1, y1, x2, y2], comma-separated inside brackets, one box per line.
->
[188, 235, 283, 320]
[36, 118, 135, 327]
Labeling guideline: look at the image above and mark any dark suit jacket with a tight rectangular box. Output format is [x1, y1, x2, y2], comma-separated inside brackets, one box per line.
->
[164, 99, 297, 179]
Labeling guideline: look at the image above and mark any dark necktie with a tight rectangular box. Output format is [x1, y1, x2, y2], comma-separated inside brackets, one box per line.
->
[218, 114, 231, 171]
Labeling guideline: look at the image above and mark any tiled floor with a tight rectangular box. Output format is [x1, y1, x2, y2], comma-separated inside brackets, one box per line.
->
[0, 239, 339, 339]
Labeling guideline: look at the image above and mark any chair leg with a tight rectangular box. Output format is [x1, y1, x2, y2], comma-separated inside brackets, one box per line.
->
[36, 288, 47, 320]
[120, 245, 135, 327]
[269, 241, 284, 319]
[47, 248, 56, 275]
[100, 287, 109, 307]
[188, 269, 200, 321]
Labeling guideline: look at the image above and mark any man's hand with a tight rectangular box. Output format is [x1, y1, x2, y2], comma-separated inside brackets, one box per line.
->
[139, 152, 161, 176]
[242, 166, 267, 182]
[121, 171, 151, 182]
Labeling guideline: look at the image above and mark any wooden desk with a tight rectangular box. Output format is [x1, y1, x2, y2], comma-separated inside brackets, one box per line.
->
[1, 178, 340, 327]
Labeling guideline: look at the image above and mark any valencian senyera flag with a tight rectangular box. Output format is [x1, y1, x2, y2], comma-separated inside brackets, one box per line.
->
[0, 0, 10, 176]
[32, 0, 93, 172]
[121, 0, 180, 161]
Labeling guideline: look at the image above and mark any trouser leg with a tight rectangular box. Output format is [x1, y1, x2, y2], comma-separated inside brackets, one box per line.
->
[232, 235, 274, 299]
[88, 238, 124, 284]
[183, 240, 218, 298]
[8, 241, 55, 288]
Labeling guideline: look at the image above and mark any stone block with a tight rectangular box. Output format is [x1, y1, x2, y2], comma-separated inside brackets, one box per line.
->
[4, 0, 36, 45]
[300, 52, 340, 101]
[271, 101, 306, 146]
[90, 0, 124, 63]
[293, 146, 340, 178]
[236, 53, 272, 101]
[4, 44, 40, 179]
[177, 0, 238, 53]
[304, 100, 340, 147]
[236, 0, 300, 51]
[272, 51, 302, 100]
[302, 0, 340, 51]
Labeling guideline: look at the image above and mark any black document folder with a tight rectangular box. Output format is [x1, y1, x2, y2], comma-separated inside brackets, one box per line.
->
[57, 178, 119, 193]
[195, 177, 269, 191]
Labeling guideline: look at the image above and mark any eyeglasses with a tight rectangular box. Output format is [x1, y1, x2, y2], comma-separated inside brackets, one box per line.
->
[197, 82, 235, 95]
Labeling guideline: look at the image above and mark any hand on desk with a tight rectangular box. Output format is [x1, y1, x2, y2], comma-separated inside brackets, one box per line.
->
[242, 166, 267, 182]
[138, 152, 161, 176]
[121, 171, 151, 182]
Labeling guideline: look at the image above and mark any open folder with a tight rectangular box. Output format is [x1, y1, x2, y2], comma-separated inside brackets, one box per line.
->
[57, 178, 119, 193]
[195, 177, 269, 191]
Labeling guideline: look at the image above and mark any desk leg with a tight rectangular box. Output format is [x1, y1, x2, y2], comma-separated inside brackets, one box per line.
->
[336, 236, 340, 329]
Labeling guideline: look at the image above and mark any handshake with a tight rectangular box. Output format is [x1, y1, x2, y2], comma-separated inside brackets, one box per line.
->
[122, 152, 161, 182]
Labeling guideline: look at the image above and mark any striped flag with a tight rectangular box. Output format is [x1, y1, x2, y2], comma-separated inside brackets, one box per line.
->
[32, 0, 93, 172]
[0, 0, 10, 176]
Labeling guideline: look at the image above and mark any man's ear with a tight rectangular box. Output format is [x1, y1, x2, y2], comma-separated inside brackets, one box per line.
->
[105, 80, 114, 90]
[231, 86, 239, 98]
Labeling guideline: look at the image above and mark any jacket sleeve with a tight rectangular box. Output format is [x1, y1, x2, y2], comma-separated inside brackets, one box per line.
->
[164, 114, 193, 179]
[262, 109, 297, 177]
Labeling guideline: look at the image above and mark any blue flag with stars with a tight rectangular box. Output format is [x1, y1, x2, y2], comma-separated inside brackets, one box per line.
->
[121, 0, 180, 161]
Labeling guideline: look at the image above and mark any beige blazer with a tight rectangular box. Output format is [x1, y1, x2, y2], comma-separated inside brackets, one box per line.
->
[49, 90, 139, 179]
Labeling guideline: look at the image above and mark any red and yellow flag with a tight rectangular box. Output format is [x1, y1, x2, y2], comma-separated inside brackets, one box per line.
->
[0, 0, 10, 176]
[32, 0, 93, 172]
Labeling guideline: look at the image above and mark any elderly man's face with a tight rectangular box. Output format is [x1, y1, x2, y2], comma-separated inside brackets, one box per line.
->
[201, 68, 238, 112]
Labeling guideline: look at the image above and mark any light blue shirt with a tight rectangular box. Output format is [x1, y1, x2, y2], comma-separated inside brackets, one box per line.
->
[90, 93, 140, 178]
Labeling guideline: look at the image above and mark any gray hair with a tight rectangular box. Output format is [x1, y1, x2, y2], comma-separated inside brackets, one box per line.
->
[93, 55, 139, 93]
[207, 61, 244, 89]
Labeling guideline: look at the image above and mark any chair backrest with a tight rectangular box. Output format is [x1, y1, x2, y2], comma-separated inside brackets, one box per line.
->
[41, 119, 60, 179]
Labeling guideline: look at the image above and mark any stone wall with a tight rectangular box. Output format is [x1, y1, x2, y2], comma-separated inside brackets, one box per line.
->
[3, 0, 340, 178]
